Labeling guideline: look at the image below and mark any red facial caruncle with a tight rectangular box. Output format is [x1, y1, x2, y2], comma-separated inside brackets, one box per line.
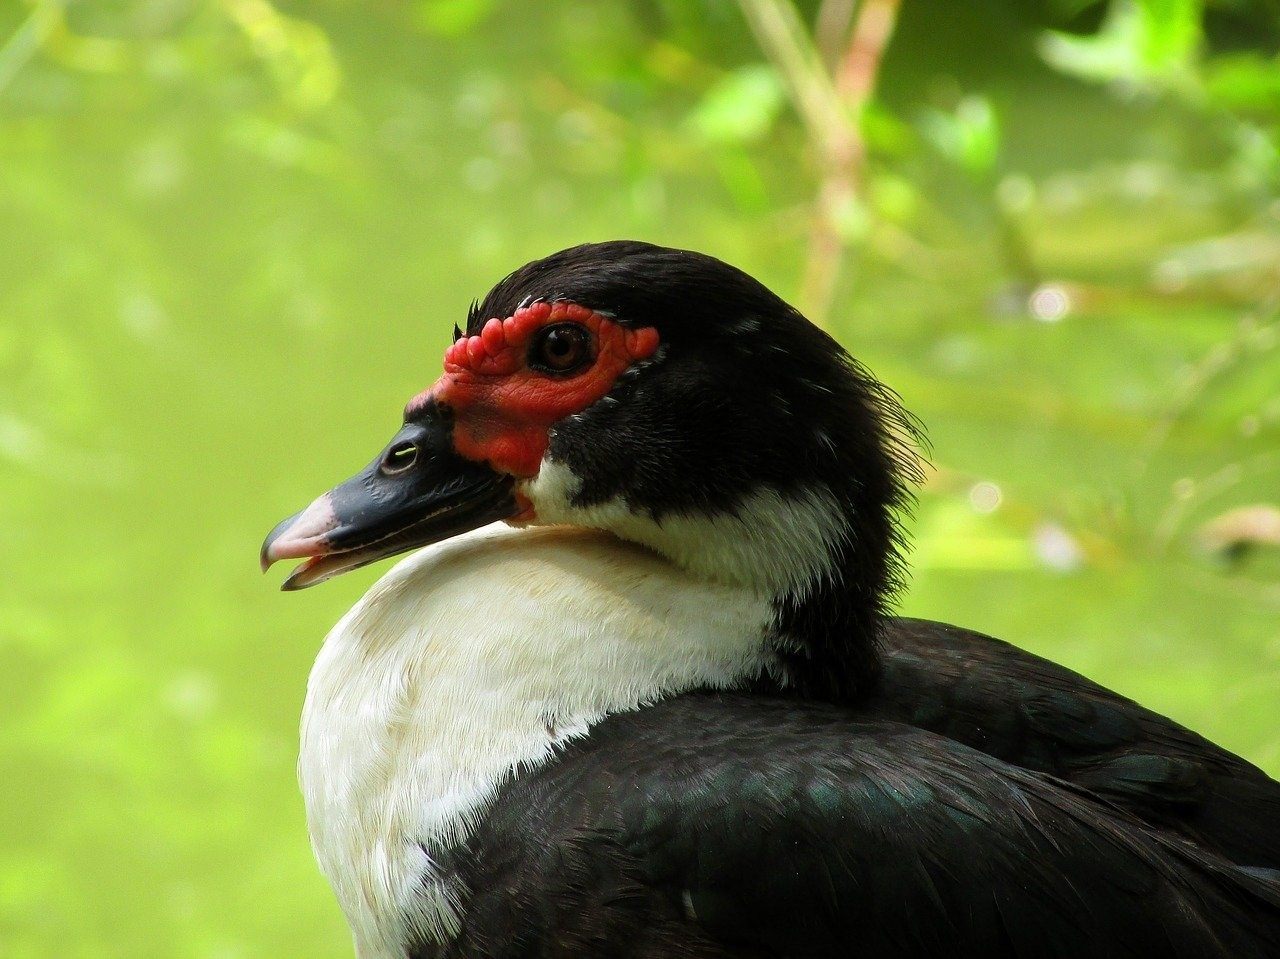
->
[408, 300, 660, 480]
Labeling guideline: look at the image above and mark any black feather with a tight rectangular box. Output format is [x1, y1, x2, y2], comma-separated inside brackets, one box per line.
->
[871, 618, 1280, 870]
[420, 694, 1280, 958]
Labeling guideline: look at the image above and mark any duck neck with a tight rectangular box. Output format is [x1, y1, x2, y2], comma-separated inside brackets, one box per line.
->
[522, 460, 906, 703]
[765, 505, 890, 703]
[697, 478, 899, 703]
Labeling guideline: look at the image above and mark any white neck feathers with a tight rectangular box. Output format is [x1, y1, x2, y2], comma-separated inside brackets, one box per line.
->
[520, 459, 848, 600]
[299, 524, 774, 958]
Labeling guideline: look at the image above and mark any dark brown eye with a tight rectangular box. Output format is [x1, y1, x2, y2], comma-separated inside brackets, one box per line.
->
[530, 323, 592, 374]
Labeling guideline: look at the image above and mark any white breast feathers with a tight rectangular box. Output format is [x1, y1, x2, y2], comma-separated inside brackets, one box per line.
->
[298, 523, 775, 959]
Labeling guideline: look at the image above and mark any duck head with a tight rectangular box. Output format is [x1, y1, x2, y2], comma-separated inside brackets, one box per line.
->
[262, 240, 922, 698]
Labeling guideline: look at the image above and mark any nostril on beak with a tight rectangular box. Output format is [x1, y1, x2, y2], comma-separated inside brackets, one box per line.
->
[380, 441, 419, 475]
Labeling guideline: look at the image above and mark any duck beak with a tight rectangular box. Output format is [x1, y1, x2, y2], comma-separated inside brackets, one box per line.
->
[260, 405, 518, 590]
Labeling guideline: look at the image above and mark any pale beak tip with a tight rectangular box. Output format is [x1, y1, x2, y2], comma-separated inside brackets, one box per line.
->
[260, 494, 339, 578]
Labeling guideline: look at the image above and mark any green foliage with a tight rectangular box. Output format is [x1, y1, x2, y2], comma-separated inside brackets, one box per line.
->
[225, 0, 342, 112]
[920, 95, 1001, 178]
[414, 0, 500, 37]
[1040, 0, 1202, 87]
[687, 64, 785, 145]
[1206, 53, 1280, 113]
[1037, 0, 1279, 190]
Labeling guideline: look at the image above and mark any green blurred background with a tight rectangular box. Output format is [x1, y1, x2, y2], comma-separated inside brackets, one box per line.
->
[2, 0, 1278, 955]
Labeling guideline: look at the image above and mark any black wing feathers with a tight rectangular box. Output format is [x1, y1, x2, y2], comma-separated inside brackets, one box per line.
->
[872, 618, 1280, 869]
[436, 694, 1280, 959]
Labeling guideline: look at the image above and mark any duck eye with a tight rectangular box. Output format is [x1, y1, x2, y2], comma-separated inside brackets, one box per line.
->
[380, 441, 418, 475]
[530, 323, 592, 374]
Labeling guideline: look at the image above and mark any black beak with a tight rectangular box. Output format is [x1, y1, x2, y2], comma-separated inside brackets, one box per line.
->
[260, 406, 518, 590]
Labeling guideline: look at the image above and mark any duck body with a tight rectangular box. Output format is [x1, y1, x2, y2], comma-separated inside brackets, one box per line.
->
[447, 696, 1280, 959]
[300, 524, 1280, 959]
[872, 619, 1280, 870]
[263, 241, 1280, 957]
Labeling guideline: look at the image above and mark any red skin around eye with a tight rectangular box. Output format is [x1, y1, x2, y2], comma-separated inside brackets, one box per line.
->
[406, 301, 660, 480]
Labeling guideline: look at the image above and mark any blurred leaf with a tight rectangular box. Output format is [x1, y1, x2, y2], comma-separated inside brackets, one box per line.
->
[1206, 53, 1280, 113]
[0, 0, 61, 94]
[1039, 0, 1201, 87]
[1047, 0, 1109, 15]
[225, 114, 348, 177]
[1134, 0, 1199, 66]
[868, 172, 919, 224]
[413, 0, 499, 38]
[920, 95, 1001, 177]
[861, 101, 916, 157]
[687, 64, 785, 145]
[711, 149, 771, 211]
[832, 190, 871, 241]
[223, 0, 341, 111]
[1225, 122, 1280, 187]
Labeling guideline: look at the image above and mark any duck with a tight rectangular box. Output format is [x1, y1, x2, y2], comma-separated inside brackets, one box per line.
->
[261, 240, 1280, 958]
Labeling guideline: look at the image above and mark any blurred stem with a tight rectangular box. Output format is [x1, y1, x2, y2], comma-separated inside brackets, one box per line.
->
[739, 0, 901, 323]
[807, 0, 900, 320]
[835, 0, 899, 106]
[737, 0, 847, 153]
[0, 0, 63, 96]
[815, 0, 856, 70]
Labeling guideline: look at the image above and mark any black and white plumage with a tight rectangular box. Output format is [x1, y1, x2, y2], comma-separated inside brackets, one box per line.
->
[262, 241, 1280, 958]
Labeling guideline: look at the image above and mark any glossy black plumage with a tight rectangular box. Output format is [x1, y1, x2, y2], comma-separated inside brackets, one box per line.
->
[874, 618, 1280, 871]
[421, 694, 1280, 959]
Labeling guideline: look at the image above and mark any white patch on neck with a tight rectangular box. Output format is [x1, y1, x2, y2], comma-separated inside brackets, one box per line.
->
[519, 458, 848, 601]
[299, 524, 773, 959]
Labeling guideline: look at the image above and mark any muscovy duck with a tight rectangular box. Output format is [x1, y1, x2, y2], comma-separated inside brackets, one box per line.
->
[262, 241, 1280, 958]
